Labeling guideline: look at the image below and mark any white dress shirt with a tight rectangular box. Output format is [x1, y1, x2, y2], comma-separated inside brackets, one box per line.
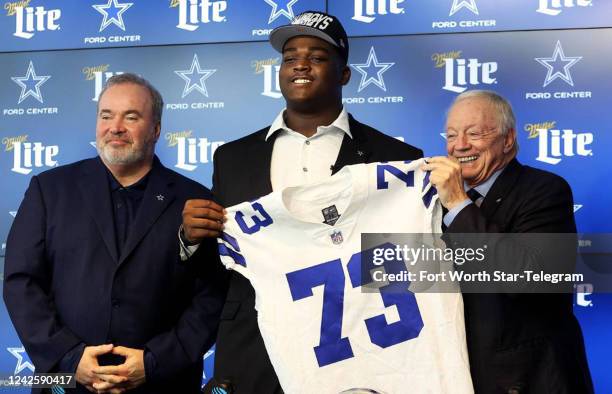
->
[268, 107, 352, 191]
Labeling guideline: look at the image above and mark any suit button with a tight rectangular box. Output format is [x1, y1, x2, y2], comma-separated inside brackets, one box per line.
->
[111, 299, 120, 308]
[507, 386, 522, 394]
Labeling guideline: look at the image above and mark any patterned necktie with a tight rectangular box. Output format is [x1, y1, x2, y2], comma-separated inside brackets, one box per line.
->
[466, 188, 483, 207]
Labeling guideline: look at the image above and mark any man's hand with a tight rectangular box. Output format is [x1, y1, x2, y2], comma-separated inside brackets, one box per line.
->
[76, 344, 124, 393]
[421, 156, 469, 210]
[92, 346, 145, 392]
[182, 199, 226, 243]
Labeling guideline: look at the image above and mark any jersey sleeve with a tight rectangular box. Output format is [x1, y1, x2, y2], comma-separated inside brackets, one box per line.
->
[217, 208, 251, 280]
[419, 161, 443, 233]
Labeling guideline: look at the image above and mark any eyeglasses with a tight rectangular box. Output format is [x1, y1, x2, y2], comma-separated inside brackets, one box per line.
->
[446, 128, 499, 142]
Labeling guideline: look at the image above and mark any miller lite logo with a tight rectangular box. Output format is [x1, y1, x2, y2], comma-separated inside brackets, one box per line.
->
[175, 137, 224, 171]
[431, 51, 462, 68]
[166, 130, 193, 147]
[11, 141, 59, 175]
[85, 67, 124, 102]
[535, 128, 593, 165]
[175, 0, 227, 31]
[5, 0, 31, 16]
[352, 0, 405, 23]
[524, 121, 556, 138]
[12, 4, 61, 39]
[442, 57, 497, 93]
[3, 135, 28, 151]
[252, 58, 281, 99]
[537, 0, 592, 16]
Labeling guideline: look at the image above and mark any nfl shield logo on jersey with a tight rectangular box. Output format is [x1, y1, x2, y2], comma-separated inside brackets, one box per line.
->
[330, 230, 344, 245]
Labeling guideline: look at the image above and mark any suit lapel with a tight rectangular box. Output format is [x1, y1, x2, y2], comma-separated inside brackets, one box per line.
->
[118, 158, 175, 265]
[246, 129, 275, 199]
[78, 158, 119, 263]
[480, 158, 522, 218]
[332, 115, 372, 174]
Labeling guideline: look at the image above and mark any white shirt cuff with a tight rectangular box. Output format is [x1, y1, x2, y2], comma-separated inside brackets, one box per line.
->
[178, 224, 200, 261]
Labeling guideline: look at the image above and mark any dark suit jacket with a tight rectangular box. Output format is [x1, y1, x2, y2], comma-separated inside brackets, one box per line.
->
[210, 114, 423, 393]
[3, 157, 227, 394]
[446, 158, 593, 394]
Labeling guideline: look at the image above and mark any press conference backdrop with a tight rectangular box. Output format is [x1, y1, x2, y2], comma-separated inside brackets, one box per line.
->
[0, 0, 610, 392]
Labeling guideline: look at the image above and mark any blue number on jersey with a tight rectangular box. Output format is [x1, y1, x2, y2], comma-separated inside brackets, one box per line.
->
[377, 163, 415, 190]
[286, 259, 354, 367]
[287, 245, 423, 367]
[347, 244, 424, 348]
[235, 201, 273, 234]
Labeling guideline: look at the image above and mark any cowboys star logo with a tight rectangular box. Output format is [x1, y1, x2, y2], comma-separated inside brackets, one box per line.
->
[535, 41, 582, 87]
[11, 61, 51, 104]
[263, 0, 298, 24]
[92, 0, 133, 32]
[350, 47, 394, 92]
[174, 54, 217, 98]
[7, 347, 35, 374]
[449, 0, 479, 16]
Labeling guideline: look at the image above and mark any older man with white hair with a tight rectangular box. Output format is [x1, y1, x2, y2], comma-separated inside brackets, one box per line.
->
[423, 90, 593, 394]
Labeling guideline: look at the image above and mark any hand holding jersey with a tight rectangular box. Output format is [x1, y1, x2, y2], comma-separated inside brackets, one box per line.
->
[420, 156, 468, 210]
[182, 198, 226, 242]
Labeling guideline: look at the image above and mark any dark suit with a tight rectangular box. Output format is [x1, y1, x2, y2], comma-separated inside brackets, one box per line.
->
[210, 114, 423, 393]
[3, 157, 227, 394]
[446, 159, 593, 394]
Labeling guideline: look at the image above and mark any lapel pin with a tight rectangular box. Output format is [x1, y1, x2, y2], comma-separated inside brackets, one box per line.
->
[156, 194, 165, 201]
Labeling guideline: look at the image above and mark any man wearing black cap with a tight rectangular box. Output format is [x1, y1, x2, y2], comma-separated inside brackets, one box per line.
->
[181, 11, 422, 393]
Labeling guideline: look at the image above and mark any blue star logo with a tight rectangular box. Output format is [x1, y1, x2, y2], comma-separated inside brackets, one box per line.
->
[92, 0, 133, 32]
[174, 54, 217, 98]
[535, 41, 582, 87]
[7, 347, 35, 374]
[449, 0, 479, 16]
[350, 47, 394, 93]
[264, 0, 298, 24]
[11, 61, 51, 104]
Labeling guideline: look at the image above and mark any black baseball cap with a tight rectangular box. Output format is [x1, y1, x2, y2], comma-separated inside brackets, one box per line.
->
[269, 11, 349, 63]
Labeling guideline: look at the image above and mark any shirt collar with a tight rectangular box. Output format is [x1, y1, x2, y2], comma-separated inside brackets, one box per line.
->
[265, 107, 352, 141]
[106, 167, 150, 192]
[465, 167, 504, 198]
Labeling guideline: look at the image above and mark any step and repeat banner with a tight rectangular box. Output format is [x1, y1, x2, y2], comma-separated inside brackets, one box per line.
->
[1, 0, 610, 392]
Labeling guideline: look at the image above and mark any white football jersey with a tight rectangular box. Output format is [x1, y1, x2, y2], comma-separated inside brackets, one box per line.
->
[218, 160, 473, 394]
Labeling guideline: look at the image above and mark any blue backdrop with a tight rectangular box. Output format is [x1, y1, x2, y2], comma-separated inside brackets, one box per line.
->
[1, 0, 610, 392]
